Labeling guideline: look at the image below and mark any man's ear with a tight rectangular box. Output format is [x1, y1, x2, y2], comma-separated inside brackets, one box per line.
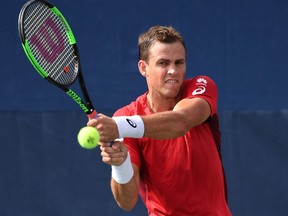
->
[138, 60, 148, 77]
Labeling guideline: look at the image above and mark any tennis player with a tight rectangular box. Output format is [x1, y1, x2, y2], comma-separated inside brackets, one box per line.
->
[88, 26, 232, 216]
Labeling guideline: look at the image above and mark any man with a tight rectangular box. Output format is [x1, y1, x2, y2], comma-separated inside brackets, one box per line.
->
[88, 26, 232, 216]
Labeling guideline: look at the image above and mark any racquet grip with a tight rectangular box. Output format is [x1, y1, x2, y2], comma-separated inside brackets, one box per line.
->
[87, 110, 97, 119]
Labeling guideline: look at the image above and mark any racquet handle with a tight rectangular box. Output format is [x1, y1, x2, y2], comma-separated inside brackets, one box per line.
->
[87, 110, 97, 119]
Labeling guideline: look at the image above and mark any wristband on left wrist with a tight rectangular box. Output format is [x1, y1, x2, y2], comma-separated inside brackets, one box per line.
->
[112, 115, 144, 138]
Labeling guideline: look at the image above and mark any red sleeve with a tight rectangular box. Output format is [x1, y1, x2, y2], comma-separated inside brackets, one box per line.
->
[181, 76, 218, 115]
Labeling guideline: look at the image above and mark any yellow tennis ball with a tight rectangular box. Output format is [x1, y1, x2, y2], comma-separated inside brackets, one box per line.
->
[77, 126, 100, 149]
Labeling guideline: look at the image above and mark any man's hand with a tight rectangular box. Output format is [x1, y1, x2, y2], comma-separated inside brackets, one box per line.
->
[98, 141, 128, 166]
[87, 114, 119, 142]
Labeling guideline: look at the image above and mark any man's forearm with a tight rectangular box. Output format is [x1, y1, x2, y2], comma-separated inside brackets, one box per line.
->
[142, 111, 189, 139]
[142, 98, 211, 139]
[111, 174, 139, 211]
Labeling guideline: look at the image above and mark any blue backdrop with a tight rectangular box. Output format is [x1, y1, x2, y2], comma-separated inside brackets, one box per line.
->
[1, 0, 287, 215]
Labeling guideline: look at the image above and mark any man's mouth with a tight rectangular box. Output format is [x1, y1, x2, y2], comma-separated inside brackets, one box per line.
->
[165, 79, 178, 84]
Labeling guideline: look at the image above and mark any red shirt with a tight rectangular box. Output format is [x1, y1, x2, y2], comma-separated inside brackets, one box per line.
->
[114, 76, 232, 216]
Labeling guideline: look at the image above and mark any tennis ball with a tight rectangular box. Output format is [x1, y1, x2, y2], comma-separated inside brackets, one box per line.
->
[77, 126, 100, 149]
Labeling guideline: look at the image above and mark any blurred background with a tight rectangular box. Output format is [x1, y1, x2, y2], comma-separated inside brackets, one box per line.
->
[1, 0, 288, 215]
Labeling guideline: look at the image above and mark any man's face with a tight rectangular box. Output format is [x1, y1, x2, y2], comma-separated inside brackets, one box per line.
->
[144, 41, 186, 99]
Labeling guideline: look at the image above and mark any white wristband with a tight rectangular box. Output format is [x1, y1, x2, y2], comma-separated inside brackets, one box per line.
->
[111, 152, 134, 184]
[112, 115, 144, 138]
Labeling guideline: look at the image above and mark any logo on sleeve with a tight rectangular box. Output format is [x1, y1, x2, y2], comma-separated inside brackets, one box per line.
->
[192, 78, 207, 96]
[196, 78, 207, 84]
[126, 118, 137, 128]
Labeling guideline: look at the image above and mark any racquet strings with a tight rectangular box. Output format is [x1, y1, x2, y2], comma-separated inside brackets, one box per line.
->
[23, 1, 78, 86]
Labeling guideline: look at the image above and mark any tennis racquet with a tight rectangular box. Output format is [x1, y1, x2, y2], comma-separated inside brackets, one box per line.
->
[18, 0, 97, 119]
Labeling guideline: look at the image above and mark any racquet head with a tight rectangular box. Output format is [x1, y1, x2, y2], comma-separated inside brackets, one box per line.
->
[18, 0, 96, 118]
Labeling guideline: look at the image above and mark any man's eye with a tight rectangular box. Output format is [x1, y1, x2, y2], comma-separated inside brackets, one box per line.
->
[176, 61, 185, 65]
[159, 61, 168, 66]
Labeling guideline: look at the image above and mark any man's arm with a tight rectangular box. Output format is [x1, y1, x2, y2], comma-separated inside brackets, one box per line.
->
[142, 97, 211, 139]
[88, 97, 211, 141]
[99, 141, 140, 211]
[111, 164, 140, 211]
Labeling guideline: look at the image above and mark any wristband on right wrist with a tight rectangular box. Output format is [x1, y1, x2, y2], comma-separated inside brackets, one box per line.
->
[111, 152, 134, 184]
